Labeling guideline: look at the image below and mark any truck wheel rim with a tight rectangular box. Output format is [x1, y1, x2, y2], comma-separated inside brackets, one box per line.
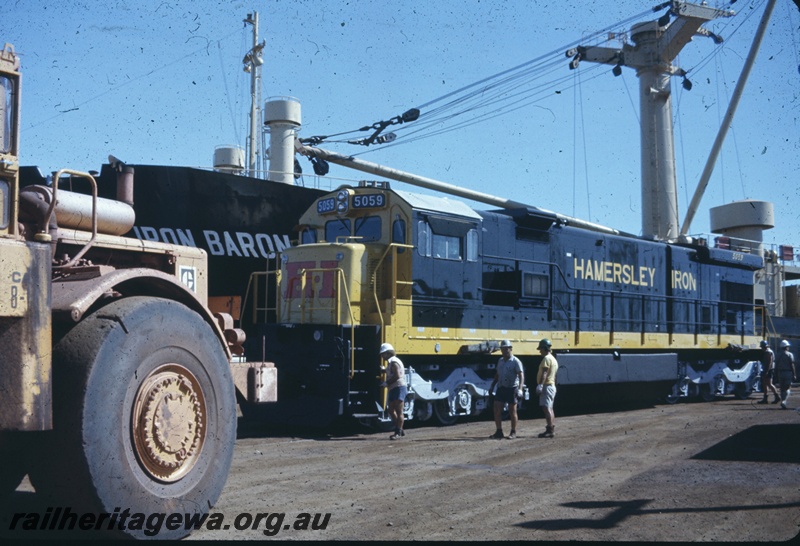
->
[132, 363, 207, 483]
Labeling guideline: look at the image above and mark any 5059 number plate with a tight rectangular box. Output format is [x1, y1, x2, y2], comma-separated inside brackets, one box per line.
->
[317, 198, 337, 214]
[352, 193, 385, 209]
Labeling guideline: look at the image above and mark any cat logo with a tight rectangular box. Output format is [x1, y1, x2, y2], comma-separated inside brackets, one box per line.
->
[179, 266, 197, 293]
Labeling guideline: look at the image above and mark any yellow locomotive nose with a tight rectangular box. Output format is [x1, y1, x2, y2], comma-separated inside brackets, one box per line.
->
[280, 243, 367, 326]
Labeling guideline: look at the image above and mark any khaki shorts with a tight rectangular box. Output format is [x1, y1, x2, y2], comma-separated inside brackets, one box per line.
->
[539, 384, 556, 408]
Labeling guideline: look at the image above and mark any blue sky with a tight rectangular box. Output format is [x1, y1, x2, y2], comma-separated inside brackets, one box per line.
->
[3, 0, 799, 247]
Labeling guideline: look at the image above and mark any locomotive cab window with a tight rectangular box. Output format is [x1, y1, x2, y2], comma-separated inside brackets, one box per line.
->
[433, 233, 461, 260]
[325, 219, 350, 242]
[466, 229, 478, 262]
[354, 216, 382, 242]
[392, 218, 406, 253]
[417, 217, 477, 262]
[324, 216, 382, 243]
[300, 227, 317, 245]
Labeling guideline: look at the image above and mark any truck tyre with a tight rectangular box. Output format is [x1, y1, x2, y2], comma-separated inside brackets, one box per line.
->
[30, 297, 236, 540]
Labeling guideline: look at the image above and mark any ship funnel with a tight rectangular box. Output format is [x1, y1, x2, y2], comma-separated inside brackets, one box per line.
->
[265, 97, 301, 184]
[214, 145, 246, 175]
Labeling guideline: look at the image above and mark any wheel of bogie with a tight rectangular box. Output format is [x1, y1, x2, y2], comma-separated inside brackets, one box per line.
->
[29, 297, 237, 540]
[665, 385, 681, 405]
[0, 432, 28, 499]
[700, 384, 717, 402]
[733, 382, 751, 400]
[433, 399, 458, 426]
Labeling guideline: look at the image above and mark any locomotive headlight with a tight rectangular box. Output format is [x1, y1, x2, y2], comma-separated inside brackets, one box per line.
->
[336, 190, 349, 214]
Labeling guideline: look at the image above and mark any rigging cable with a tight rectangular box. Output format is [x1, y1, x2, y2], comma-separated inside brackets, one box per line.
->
[309, 7, 661, 155]
[218, 38, 240, 145]
[577, 64, 592, 224]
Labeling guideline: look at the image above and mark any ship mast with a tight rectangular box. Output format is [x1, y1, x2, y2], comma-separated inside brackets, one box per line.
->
[243, 12, 265, 178]
[569, 1, 734, 241]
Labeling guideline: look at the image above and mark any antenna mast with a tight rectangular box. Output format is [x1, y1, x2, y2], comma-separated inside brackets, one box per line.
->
[243, 12, 265, 178]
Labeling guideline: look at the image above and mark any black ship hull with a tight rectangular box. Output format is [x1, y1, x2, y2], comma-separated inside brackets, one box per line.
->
[21, 163, 325, 302]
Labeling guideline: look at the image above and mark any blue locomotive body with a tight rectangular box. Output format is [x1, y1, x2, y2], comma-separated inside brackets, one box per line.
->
[244, 184, 768, 426]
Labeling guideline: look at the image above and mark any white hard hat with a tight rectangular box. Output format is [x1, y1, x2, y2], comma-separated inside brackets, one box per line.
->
[780, 339, 791, 348]
[499, 339, 513, 349]
[379, 343, 395, 355]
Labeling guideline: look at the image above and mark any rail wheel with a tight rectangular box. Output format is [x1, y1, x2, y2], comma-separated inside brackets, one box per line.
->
[700, 384, 717, 402]
[29, 297, 236, 540]
[665, 380, 688, 404]
[733, 382, 752, 400]
[433, 399, 458, 426]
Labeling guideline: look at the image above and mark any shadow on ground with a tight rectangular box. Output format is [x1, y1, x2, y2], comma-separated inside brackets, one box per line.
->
[691, 423, 800, 464]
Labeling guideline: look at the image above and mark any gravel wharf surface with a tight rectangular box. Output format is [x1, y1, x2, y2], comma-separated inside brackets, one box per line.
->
[3, 395, 799, 541]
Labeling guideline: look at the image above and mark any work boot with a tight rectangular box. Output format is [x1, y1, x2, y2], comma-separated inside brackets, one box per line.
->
[507, 430, 517, 440]
[758, 396, 769, 404]
[773, 394, 781, 404]
[490, 430, 504, 439]
[538, 426, 554, 438]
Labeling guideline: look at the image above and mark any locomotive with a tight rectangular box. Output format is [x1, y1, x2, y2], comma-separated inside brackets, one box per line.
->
[241, 179, 771, 427]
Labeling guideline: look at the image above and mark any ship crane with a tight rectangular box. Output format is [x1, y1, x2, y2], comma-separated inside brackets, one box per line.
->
[567, 1, 735, 241]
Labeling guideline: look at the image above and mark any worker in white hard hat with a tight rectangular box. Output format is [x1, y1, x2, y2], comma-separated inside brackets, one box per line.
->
[775, 340, 796, 409]
[379, 343, 407, 439]
[757, 340, 780, 405]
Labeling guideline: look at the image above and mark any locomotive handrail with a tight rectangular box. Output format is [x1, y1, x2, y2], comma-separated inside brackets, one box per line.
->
[370, 242, 414, 334]
[754, 305, 778, 341]
[480, 252, 757, 345]
[241, 269, 280, 324]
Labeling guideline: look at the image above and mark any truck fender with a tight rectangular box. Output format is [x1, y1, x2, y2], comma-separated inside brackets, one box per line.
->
[51, 267, 232, 359]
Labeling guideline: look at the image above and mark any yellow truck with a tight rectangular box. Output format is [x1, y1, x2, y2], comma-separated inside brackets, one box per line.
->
[0, 42, 241, 540]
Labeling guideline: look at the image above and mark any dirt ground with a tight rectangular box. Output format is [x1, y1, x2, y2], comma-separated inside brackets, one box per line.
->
[4, 395, 800, 541]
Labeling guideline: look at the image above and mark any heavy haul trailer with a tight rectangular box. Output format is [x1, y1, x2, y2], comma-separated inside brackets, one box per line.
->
[243, 181, 764, 427]
[0, 43, 252, 540]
